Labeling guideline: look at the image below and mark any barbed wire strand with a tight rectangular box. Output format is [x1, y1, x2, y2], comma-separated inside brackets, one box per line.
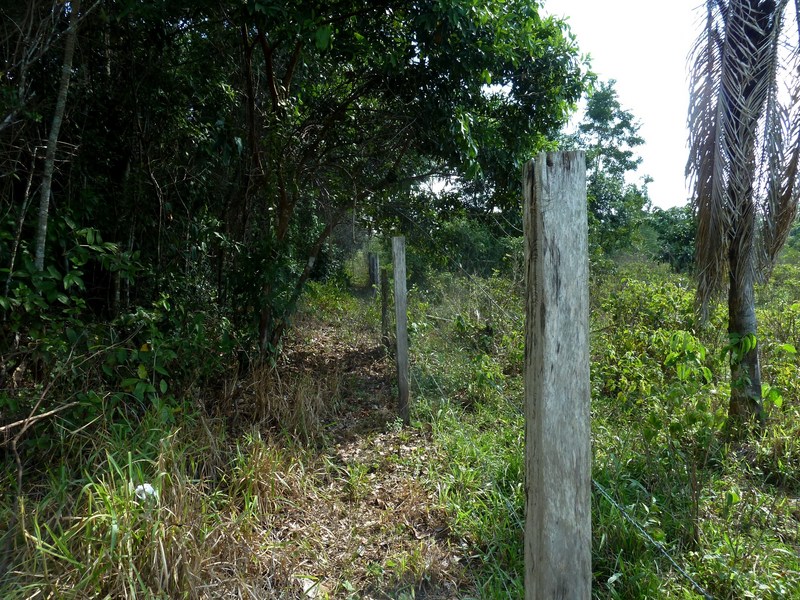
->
[385, 206, 717, 598]
[592, 480, 714, 600]
[409, 342, 711, 597]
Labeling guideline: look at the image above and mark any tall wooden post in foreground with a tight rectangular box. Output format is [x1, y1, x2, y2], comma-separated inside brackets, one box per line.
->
[523, 151, 590, 599]
[392, 237, 410, 424]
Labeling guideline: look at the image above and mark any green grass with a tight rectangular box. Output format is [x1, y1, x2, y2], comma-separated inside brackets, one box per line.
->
[404, 260, 800, 599]
[4, 259, 800, 598]
[1, 411, 314, 598]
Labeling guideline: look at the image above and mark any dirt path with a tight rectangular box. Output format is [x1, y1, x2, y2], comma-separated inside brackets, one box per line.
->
[261, 322, 474, 598]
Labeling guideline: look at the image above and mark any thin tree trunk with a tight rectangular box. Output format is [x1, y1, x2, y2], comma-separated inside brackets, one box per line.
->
[33, 0, 80, 271]
[728, 234, 765, 428]
[258, 216, 341, 356]
[5, 149, 37, 296]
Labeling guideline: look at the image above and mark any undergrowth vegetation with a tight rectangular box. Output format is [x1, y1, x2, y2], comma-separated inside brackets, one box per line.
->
[3, 256, 800, 598]
[6, 1, 799, 597]
[407, 258, 800, 599]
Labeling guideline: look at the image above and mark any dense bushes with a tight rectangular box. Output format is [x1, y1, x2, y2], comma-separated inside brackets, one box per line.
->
[407, 257, 800, 598]
[4, 244, 800, 597]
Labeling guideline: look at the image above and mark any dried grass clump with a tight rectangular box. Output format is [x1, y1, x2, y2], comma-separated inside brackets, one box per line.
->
[1, 416, 319, 599]
[240, 365, 342, 442]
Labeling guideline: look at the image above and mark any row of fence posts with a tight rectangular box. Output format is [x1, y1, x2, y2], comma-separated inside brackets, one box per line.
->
[374, 151, 590, 598]
[368, 240, 410, 427]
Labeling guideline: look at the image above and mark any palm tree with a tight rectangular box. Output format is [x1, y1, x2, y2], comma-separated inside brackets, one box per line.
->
[687, 0, 800, 428]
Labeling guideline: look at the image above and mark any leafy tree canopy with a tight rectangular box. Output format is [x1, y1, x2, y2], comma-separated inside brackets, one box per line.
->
[1, 0, 589, 359]
[647, 205, 696, 273]
[562, 80, 650, 257]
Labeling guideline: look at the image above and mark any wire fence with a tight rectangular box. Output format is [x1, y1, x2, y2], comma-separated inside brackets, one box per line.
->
[378, 207, 719, 598]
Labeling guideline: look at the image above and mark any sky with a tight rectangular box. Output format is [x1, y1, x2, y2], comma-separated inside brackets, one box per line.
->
[543, 1, 702, 209]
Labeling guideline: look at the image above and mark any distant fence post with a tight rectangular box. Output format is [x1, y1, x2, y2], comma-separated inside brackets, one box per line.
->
[368, 252, 379, 296]
[392, 236, 410, 424]
[380, 267, 390, 346]
[523, 151, 590, 599]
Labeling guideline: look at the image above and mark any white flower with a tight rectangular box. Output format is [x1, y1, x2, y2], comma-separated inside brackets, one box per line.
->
[133, 483, 158, 503]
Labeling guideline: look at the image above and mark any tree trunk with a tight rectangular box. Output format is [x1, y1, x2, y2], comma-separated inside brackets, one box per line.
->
[33, 0, 80, 271]
[257, 216, 342, 357]
[5, 149, 37, 296]
[728, 238, 765, 428]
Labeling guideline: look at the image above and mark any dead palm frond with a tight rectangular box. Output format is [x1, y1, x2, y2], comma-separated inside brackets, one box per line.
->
[687, 0, 800, 319]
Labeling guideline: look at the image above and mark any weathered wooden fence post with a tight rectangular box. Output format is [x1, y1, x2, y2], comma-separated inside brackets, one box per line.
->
[392, 236, 410, 424]
[380, 267, 390, 346]
[368, 252, 380, 296]
[523, 151, 590, 599]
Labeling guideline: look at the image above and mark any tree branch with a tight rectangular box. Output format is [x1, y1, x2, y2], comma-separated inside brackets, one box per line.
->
[282, 39, 303, 96]
[255, 25, 281, 114]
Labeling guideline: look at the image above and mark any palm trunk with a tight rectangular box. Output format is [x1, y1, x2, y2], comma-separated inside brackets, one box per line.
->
[727, 235, 765, 428]
[33, 0, 81, 271]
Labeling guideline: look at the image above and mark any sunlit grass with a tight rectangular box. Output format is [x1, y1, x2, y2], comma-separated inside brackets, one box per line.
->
[407, 260, 800, 599]
[4, 260, 800, 598]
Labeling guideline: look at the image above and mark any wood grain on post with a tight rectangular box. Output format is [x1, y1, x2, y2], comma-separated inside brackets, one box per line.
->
[392, 236, 410, 424]
[380, 267, 390, 346]
[523, 151, 590, 599]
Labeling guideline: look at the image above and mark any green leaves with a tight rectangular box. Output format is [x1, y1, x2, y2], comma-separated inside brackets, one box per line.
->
[62, 272, 84, 291]
[724, 332, 758, 366]
[100, 337, 175, 410]
[314, 25, 332, 50]
[647, 205, 696, 274]
[762, 383, 783, 409]
[664, 330, 712, 384]
[565, 80, 649, 257]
